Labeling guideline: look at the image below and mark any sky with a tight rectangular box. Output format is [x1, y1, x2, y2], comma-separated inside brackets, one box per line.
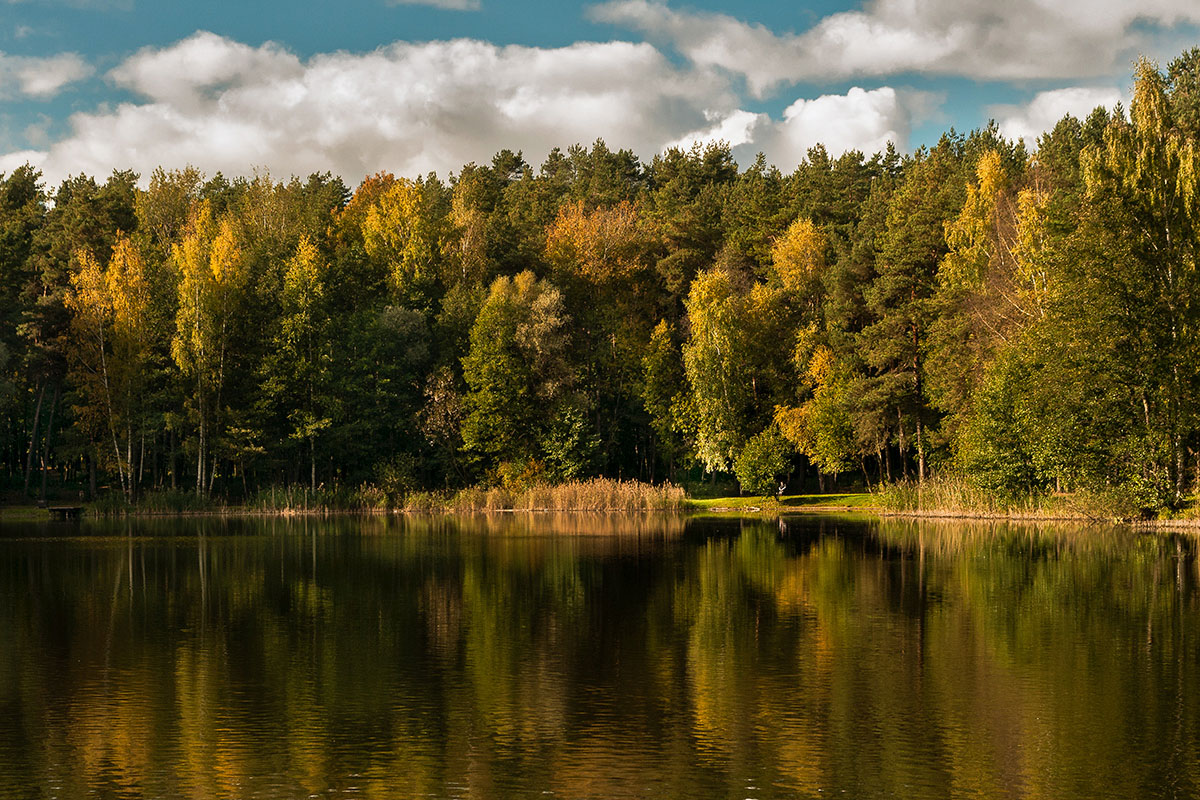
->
[1, 0, 1198, 187]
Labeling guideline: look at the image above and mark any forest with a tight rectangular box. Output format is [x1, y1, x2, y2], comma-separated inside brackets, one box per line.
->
[2, 52, 1200, 511]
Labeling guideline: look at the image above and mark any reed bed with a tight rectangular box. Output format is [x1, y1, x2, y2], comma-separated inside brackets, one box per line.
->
[438, 478, 685, 513]
[87, 478, 684, 516]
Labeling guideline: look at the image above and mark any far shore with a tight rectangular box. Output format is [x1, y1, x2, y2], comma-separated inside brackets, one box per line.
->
[5, 489, 1200, 529]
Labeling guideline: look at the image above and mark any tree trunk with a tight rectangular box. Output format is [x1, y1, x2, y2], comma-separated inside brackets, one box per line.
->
[916, 416, 926, 483]
[23, 383, 45, 496]
[196, 391, 206, 496]
[39, 386, 59, 504]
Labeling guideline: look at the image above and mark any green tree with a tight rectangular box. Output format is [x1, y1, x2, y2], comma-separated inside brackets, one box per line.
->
[261, 235, 334, 490]
[461, 271, 580, 475]
[682, 268, 789, 472]
[734, 425, 793, 497]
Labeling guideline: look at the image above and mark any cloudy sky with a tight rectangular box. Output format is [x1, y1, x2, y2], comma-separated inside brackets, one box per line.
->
[1, 0, 1198, 186]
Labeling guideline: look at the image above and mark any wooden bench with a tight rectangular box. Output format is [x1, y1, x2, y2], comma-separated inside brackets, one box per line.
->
[47, 506, 83, 520]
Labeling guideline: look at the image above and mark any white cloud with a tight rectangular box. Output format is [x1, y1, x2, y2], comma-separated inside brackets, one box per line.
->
[388, 0, 481, 9]
[752, 87, 920, 169]
[992, 87, 1127, 145]
[663, 86, 924, 171]
[18, 32, 734, 185]
[0, 51, 92, 98]
[591, 0, 1200, 95]
[664, 109, 764, 152]
[4, 32, 936, 185]
[0, 149, 45, 175]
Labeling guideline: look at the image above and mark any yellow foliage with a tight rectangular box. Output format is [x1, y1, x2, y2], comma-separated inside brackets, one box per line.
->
[362, 178, 442, 298]
[774, 404, 813, 452]
[942, 150, 1009, 289]
[282, 235, 325, 311]
[106, 238, 150, 339]
[770, 217, 825, 294]
[544, 199, 644, 283]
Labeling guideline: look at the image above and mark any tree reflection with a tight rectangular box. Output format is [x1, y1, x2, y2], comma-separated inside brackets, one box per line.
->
[0, 514, 1196, 798]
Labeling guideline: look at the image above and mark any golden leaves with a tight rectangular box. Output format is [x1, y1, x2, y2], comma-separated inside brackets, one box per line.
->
[770, 217, 826, 295]
[544, 199, 645, 284]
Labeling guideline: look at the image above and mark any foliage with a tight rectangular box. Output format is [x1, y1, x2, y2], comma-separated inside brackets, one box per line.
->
[733, 425, 793, 496]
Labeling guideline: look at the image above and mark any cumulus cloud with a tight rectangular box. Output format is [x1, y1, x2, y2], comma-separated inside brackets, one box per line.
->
[16, 32, 736, 185]
[664, 109, 764, 152]
[665, 87, 924, 170]
[591, 0, 1200, 95]
[2, 32, 934, 185]
[992, 87, 1127, 145]
[388, 0, 481, 9]
[0, 51, 92, 98]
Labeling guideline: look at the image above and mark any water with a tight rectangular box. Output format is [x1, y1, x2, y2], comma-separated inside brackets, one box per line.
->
[0, 513, 1197, 799]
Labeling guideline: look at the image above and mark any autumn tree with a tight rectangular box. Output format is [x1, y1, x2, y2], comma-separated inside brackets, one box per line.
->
[171, 203, 246, 495]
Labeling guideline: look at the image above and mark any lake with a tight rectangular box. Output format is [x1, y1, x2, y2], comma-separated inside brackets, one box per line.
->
[0, 513, 1197, 799]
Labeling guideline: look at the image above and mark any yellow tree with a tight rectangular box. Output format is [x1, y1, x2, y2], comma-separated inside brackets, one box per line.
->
[362, 177, 448, 309]
[171, 202, 246, 495]
[770, 217, 826, 305]
[66, 237, 150, 498]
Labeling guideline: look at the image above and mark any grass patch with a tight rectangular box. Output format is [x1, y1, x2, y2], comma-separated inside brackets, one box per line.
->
[0, 505, 55, 522]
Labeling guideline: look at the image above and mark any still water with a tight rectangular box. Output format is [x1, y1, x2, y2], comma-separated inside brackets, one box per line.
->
[0, 513, 1198, 799]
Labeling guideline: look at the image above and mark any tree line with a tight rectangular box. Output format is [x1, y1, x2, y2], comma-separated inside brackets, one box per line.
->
[3, 52, 1200, 507]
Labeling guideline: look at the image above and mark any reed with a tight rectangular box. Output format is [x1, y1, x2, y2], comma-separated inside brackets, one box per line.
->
[439, 478, 684, 513]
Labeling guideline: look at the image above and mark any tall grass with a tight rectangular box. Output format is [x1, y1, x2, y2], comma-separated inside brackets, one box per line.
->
[86, 478, 684, 516]
[440, 478, 685, 513]
[90, 489, 221, 516]
[874, 475, 1153, 521]
[245, 483, 388, 513]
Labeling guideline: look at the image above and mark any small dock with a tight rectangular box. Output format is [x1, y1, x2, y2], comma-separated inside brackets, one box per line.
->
[47, 506, 84, 521]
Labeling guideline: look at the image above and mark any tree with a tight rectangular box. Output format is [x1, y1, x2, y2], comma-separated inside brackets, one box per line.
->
[1074, 58, 1200, 498]
[860, 137, 967, 480]
[461, 271, 582, 476]
[65, 237, 151, 498]
[261, 235, 333, 490]
[171, 203, 246, 494]
[734, 425, 793, 497]
[362, 176, 450, 311]
[776, 345, 857, 482]
[682, 268, 789, 472]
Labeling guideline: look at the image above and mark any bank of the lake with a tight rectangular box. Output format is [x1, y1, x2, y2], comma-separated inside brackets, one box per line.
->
[8, 476, 1199, 527]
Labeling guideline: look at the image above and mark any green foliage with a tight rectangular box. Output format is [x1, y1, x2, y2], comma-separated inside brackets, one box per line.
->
[734, 425, 793, 496]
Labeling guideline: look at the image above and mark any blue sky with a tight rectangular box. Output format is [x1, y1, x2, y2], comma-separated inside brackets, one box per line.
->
[1, 0, 1198, 185]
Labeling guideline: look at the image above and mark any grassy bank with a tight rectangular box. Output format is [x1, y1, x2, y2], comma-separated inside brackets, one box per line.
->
[871, 476, 1200, 523]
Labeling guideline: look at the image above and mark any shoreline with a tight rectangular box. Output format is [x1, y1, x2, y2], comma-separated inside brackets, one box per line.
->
[5, 498, 1199, 529]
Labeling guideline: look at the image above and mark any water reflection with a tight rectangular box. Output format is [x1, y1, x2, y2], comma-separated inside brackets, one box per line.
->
[0, 514, 1196, 799]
